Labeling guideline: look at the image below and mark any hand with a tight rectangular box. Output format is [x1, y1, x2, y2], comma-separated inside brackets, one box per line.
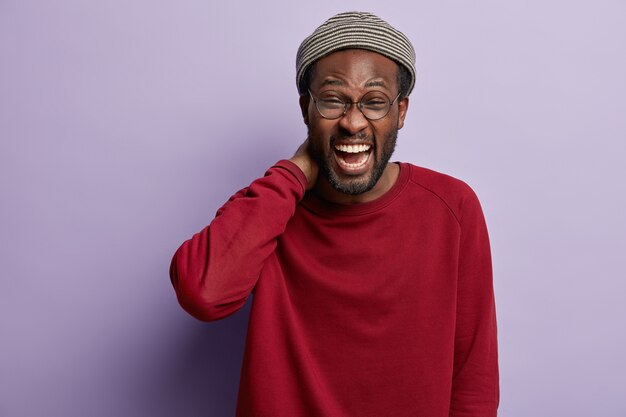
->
[289, 138, 319, 190]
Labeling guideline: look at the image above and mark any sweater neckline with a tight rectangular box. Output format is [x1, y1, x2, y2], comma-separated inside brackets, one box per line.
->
[301, 162, 410, 216]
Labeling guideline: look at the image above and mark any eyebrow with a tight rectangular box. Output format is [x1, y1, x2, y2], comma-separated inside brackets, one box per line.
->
[320, 79, 344, 87]
[319, 79, 388, 88]
[365, 80, 387, 88]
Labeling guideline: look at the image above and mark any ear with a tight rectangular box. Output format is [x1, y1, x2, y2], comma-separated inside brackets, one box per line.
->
[397, 97, 409, 130]
[299, 94, 310, 126]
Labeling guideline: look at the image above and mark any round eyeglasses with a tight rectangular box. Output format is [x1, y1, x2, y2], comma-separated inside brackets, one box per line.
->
[308, 89, 401, 121]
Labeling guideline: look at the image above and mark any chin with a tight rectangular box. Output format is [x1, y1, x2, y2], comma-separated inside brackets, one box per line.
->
[325, 168, 378, 195]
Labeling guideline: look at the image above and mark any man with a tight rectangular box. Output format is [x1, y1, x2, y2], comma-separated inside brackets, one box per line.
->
[170, 11, 499, 417]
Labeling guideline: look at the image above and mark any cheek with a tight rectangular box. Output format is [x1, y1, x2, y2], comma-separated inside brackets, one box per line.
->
[307, 126, 328, 159]
[308, 119, 335, 144]
[372, 123, 397, 150]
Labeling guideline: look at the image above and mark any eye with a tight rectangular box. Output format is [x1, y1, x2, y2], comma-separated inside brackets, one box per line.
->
[362, 98, 387, 110]
[319, 96, 345, 108]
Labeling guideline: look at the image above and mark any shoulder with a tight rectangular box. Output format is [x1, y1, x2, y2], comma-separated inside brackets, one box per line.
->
[401, 162, 483, 225]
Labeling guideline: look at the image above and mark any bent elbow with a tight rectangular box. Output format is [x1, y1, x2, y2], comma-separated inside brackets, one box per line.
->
[169, 239, 251, 322]
[176, 291, 249, 322]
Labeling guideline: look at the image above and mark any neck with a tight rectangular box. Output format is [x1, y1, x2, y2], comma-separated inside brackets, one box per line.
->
[313, 163, 400, 205]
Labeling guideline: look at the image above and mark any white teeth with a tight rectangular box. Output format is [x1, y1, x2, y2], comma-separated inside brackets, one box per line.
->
[334, 144, 371, 153]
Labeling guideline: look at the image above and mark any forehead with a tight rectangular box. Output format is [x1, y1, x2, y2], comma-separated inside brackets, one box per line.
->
[311, 49, 398, 91]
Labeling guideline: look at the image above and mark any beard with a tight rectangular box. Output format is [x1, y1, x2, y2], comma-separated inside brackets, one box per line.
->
[310, 129, 398, 195]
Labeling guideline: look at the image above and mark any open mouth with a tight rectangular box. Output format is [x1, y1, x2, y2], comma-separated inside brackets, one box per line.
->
[333, 143, 373, 174]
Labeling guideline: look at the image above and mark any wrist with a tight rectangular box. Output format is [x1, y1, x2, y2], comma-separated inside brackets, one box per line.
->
[289, 156, 316, 190]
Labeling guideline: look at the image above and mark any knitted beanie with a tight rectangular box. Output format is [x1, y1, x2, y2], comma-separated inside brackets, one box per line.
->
[296, 11, 416, 96]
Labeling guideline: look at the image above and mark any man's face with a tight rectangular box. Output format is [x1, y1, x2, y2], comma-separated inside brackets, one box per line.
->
[300, 49, 408, 196]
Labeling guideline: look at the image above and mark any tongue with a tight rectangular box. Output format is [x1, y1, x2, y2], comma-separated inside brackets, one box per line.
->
[339, 150, 367, 164]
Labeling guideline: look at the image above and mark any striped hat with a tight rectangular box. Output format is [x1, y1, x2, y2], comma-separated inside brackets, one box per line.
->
[296, 11, 416, 96]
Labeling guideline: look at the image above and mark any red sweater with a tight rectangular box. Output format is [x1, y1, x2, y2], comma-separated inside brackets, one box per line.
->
[170, 160, 499, 417]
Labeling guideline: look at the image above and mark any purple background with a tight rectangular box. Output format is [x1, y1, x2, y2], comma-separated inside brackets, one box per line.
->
[1, 1, 625, 416]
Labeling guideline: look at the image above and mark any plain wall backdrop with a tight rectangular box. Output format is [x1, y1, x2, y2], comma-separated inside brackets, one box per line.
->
[1, 1, 625, 416]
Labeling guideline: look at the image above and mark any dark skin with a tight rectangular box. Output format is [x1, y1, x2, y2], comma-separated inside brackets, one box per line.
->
[290, 49, 409, 204]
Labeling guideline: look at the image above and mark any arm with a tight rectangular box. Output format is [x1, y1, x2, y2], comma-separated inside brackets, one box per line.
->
[169, 139, 318, 322]
[449, 189, 500, 416]
[169, 160, 308, 321]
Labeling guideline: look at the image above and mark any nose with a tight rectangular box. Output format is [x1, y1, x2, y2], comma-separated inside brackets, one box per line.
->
[338, 102, 369, 135]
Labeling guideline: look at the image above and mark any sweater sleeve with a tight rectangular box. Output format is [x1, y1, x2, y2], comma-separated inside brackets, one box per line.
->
[169, 160, 308, 322]
[449, 188, 500, 417]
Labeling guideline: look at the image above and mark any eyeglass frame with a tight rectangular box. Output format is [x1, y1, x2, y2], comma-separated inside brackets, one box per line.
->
[307, 89, 402, 121]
